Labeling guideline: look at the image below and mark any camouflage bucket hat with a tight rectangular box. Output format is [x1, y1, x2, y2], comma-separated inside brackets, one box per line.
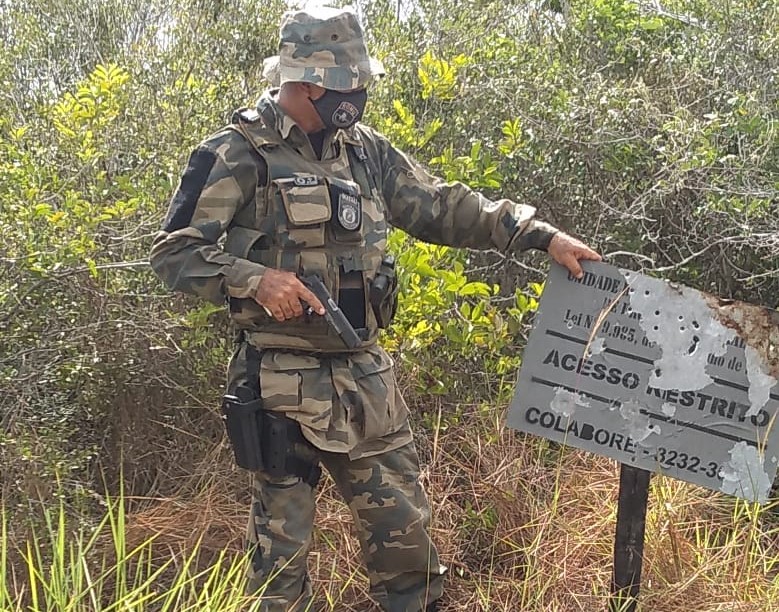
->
[262, 7, 385, 91]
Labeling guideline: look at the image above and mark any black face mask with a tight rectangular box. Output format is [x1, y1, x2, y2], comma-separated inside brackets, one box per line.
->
[311, 88, 368, 131]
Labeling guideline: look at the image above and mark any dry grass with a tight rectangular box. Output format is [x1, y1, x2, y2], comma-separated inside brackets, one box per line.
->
[6, 359, 772, 611]
[100, 398, 779, 612]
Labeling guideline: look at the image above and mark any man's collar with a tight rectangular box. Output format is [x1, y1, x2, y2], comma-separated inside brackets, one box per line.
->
[255, 89, 358, 155]
[256, 89, 305, 141]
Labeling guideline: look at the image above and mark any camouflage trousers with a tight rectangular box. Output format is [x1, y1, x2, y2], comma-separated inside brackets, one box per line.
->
[245, 439, 445, 612]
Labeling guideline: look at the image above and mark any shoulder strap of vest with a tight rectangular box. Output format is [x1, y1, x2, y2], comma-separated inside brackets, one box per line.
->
[344, 129, 380, 197]
[231, 107, 261, 124]
[226, 111, 281, 157]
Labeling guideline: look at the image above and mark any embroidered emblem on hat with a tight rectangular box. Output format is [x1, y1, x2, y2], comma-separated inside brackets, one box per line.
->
[332, 101, 360, 129]
[294, 175, 318, 186]
[337, 192, 361, 231]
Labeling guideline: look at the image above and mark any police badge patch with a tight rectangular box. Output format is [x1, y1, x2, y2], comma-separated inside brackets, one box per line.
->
[332, 101, 360, 129]
[337, 192, 361, 231]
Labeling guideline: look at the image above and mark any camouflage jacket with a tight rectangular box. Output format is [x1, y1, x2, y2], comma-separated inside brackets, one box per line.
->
[150, 90, 558, 457]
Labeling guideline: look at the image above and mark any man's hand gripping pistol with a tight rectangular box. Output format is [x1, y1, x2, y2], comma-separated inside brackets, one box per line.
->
[299, 274, 362, 349]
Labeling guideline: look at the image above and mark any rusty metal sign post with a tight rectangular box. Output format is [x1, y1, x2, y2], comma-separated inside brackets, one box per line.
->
[507, 261, 779, 611]
[610, 464, 651, 612]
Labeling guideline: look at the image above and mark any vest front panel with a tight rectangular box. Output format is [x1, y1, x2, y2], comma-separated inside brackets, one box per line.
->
[226, 132, 388, 352]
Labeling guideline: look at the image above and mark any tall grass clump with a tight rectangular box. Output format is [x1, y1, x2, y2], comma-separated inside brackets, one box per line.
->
[0, 490, 264, 612]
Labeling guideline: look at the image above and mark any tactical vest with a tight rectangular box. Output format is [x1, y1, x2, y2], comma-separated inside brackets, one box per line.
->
[223, 115, 387, 353]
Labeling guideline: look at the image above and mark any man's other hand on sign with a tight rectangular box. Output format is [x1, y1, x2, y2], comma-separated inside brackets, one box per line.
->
[548, 233, 602, 280]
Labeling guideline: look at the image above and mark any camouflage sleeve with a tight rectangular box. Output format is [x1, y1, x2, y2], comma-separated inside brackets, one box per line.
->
[149, 129, 265, 304]
[371, 131, 558, 252]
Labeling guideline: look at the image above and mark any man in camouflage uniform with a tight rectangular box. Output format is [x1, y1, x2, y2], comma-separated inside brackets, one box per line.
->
[150, 7, 600, 612]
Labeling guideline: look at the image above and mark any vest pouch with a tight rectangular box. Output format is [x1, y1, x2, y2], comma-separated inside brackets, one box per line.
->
[224, 226, 271, 263]
[369, 256, 398, 329]
[276, 177, 331, 248]
[327, 177, 363, 244]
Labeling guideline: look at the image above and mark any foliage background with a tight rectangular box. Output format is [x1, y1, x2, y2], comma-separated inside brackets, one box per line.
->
[1, 0, 778, 609]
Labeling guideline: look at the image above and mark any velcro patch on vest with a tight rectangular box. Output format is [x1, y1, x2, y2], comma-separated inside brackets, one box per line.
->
[162, 146, 216, 232]
[337, 192, 361, 231]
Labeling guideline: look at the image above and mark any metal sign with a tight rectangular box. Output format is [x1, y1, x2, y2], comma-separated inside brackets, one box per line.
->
[507, 262, 779, 503]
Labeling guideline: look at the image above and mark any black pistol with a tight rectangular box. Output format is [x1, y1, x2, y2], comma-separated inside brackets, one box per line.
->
[300, 275, 362, 349]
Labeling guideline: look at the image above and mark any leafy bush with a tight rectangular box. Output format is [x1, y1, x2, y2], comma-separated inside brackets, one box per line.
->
[2, 0, 779, 609]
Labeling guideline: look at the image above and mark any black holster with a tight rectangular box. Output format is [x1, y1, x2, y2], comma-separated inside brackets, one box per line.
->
[222, 392, 264, 471]
[221, 383, 321, 486]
